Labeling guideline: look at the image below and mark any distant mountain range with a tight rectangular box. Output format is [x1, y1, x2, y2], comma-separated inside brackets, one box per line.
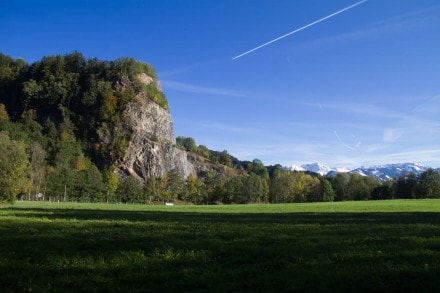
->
[291, 163, 349, 176]
[291, 163, 440, 180]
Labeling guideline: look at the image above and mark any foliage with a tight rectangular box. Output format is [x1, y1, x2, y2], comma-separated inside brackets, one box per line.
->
[0, 132, 31, 202]
[145, 83, 169, 110]
[329, 172, 350, 201]
[117, 177, 144, 203]
[0, 52, 167, 171]
[113, 57, 158, 80]
[165, 169, 185, 201]
[395, 172, 418, 199]
[347, 173, 370, 200]
[103, 168, 119, 194]
[0, 103, 9, 120]
[29, 141, 46, 200]
[176, 136, 197, 152]
[322, 178, 335, 202]
[371, 184, 393, 200]
[144, 176, 162, 203]
[0, 52, 171, 204]
[417, 168, 440, 198]
[75, 164, 105, 202]
[181, 173, 204, 203]
[196, 144, 210, 157]
[268, 169, 322, 203]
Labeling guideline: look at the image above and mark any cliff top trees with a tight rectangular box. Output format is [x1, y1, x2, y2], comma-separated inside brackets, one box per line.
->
[176, 136, 197, 152]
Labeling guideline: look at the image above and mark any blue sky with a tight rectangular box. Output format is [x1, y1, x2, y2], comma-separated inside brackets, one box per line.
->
[1, 0, 440, 168]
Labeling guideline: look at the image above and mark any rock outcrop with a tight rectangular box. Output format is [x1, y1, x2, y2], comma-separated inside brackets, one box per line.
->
[117, 74, 194, 182]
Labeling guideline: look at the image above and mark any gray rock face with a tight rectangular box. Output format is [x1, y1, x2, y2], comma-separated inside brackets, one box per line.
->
[117, 77, 194, 182]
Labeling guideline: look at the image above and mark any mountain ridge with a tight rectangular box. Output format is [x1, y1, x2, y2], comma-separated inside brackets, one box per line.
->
[292, 162, 439, 180]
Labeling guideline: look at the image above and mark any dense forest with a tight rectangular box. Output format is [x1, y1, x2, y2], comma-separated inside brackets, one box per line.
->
[1, 52, 439, 204]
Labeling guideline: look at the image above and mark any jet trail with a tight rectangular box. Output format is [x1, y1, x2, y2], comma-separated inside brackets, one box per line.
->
[334, 130, 361, 150]
[232, 0, 368, 60]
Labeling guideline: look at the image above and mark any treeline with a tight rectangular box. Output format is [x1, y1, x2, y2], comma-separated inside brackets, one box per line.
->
[172, 136, 440, 204]
[1, 117, 439, 204]
[175, 163, 440, 204]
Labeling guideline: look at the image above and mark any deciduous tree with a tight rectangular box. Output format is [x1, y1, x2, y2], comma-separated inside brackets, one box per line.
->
[0, 132, 31, 203]
[417, 169, 440, 198]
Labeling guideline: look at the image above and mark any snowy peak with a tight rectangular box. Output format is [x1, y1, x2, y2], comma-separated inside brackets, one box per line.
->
[290, 164, 305, 172]
[350, 163, 429, 181]
[291, 163, 351, 176]
[291, 162, 435, 180]
[291, 163, 335, 176]
[300, 163, 333, 176]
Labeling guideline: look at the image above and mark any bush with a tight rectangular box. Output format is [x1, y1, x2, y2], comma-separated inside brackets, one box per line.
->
[145, 83, 169, 110]
[116, 177, 144, 203]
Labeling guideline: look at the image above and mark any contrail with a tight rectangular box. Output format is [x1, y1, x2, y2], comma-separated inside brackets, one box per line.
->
[335, 130, 354, 150]
[334, 130, 361, 150]
[232, 0, 368, 60]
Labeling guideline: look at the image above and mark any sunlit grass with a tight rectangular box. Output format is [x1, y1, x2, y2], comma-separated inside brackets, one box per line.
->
[9, 198, 440, 213]
[1, 200, 439, 291]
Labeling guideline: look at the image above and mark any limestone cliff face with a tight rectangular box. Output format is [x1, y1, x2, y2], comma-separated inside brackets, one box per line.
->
[117, 74, 194, 182]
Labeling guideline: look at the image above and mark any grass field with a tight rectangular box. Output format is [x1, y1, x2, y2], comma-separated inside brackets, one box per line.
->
[1, 200, 439, 292]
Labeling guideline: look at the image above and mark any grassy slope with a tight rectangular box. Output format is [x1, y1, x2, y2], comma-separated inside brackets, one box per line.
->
[1, 200, 439, 292]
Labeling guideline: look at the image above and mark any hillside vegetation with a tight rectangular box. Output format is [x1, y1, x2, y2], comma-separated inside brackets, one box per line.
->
[1, 52, 439, 204]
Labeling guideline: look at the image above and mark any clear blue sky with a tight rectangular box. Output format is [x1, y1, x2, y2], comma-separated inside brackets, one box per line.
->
[1, 0, 440, 168]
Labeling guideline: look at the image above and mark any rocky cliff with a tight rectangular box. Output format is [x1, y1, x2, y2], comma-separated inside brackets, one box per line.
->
[0, 53, 199, 186]
[117, 74, 194, 182]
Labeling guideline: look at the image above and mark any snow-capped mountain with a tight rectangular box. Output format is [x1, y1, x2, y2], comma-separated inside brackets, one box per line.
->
[300, 163, 333, 176]
[350, 163, 429, 181]
[290, 164, 306, 172]
[291, 163, 348, 176]
[291, 162, 435, 180]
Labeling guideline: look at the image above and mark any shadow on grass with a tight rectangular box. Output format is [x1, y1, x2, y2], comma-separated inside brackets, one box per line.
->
[4, 206, 440, 224]
[1, 207, 439, 292]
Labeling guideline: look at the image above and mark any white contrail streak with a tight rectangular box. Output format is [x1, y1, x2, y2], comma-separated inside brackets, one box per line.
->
[232, 0, 368, 60]
[334, 130, 361, 150]
[334, 130, 353, 150]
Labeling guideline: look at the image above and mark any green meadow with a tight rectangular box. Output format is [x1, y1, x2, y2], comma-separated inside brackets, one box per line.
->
[1, 200, 439, 292]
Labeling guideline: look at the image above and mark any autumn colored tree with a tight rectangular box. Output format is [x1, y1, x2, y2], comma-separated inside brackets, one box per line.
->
[0, 132, 31, 203]
[182, 173, 204, 204]
[0, 103, 9, 120]
[144, 176, 162, 203]
[103, 168, 119, 203]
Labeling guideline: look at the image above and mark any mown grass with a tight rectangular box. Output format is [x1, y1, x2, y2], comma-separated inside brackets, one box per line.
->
[1, 200, 439, 292]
